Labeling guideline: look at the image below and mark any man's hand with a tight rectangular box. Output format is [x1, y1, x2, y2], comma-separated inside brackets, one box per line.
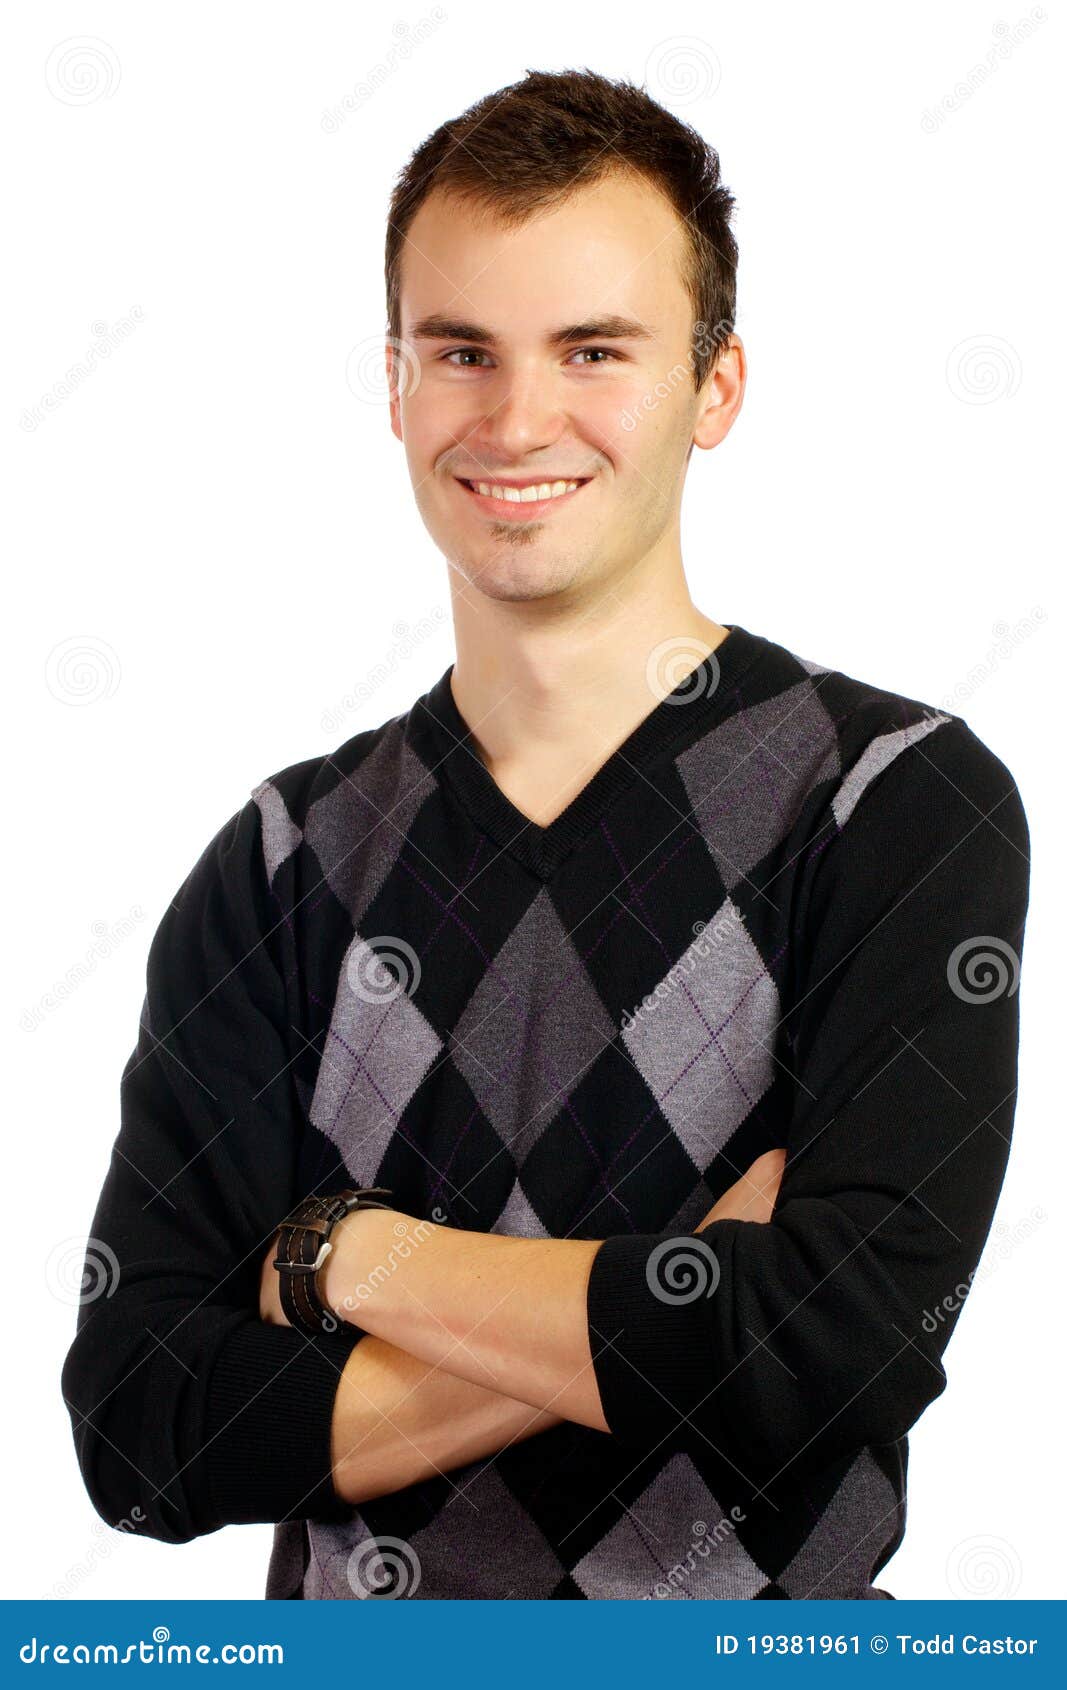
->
[695, 1147, 786, 1230]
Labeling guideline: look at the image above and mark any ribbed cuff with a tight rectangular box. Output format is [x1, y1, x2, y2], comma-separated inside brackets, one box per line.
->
[201, 1318, 365, 1529]
[586, 1233, 711, 1446]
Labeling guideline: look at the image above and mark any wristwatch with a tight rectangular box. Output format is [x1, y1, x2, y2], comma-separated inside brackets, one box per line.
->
[272, 1186, 394, 1336]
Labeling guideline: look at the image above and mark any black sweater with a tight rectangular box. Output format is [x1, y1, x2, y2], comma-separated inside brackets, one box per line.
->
[61, 624, 1030, 1598]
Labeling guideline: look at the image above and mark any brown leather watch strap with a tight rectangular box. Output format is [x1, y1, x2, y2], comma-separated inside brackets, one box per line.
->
[272, 1187, 394, 1336]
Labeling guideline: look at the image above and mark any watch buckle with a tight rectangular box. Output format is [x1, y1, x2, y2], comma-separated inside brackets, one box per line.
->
[273, 1239, 332, 1275]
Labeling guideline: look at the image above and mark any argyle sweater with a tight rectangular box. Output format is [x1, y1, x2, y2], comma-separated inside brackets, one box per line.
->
[62, 623, 1030, 1600]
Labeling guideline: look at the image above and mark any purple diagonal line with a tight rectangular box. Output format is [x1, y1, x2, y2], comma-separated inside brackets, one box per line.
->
[309, 990, 409, 1141]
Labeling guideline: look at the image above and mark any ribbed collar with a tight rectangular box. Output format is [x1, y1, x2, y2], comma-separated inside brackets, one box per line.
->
[408, 624, 769, 879]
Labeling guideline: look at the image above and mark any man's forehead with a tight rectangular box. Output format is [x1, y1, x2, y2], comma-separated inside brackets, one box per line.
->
[399, 176, 690, 327]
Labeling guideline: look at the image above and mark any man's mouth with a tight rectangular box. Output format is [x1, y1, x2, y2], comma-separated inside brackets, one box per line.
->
[454, 475, 592, 517]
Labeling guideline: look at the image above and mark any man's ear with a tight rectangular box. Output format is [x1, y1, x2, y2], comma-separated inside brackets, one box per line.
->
[387, 343, 403, 444]
[692, 334, 746, 453]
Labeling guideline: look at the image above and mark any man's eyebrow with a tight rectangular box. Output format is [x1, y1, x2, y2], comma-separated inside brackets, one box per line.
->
[408, 313, 657, 346]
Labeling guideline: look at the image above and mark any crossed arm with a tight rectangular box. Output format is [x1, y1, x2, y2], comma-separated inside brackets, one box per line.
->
[260, 1151, 784, 1504]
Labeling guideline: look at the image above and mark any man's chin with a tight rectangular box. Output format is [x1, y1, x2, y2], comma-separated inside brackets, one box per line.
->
[445, 551, 584, 605]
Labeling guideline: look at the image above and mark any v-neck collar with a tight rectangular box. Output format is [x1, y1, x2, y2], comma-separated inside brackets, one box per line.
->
[409, 624, 768, 879]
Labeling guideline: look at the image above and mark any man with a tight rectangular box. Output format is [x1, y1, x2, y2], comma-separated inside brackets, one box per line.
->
[63, 69, 1029, 1600]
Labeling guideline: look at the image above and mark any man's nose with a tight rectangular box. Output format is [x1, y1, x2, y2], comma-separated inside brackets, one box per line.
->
[470, 363, 569, 462]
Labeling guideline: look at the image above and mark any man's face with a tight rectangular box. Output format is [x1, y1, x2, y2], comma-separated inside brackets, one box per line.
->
[389, 170, 740, 606]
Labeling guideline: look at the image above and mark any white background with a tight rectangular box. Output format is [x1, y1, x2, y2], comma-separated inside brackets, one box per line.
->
[3, 0, 1062, 1600]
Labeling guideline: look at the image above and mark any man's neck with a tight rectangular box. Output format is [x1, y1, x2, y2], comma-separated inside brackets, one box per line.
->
[446, 571, 729, 827]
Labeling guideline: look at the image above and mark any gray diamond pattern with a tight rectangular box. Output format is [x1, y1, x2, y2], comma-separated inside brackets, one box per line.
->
[304, 723, 436, 928]
[450, 887, 617, 1167]
[404, 1463, 567, 1599]
[621, 896, 778, 1169]
[251, 779, 303, 887]
[573, 1452, 766, 1598]
[309, 931, 442, 1185]
[676, 680, 840, 891]
[777, 1448, 900, 1599]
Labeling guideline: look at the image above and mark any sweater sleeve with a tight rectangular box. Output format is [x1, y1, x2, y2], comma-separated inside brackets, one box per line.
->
[585, 716, 1030, 1483]
[60, 794, 365, 1544]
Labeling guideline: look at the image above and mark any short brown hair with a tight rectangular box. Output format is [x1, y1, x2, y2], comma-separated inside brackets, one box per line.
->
[385, 68, 737, 392]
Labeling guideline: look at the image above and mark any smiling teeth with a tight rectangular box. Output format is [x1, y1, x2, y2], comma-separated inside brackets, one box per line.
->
[472, 480, 581, 502]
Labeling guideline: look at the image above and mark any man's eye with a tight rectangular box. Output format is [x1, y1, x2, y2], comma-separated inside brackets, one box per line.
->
[442, 348, 491, 367]
[440, 346, 623, 368]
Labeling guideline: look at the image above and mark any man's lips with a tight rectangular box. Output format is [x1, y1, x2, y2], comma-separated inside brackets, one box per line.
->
[454, 475, 592, 518]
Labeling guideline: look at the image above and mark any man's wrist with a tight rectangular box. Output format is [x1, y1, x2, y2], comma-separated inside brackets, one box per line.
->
[320, 1204, 398, 1325]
